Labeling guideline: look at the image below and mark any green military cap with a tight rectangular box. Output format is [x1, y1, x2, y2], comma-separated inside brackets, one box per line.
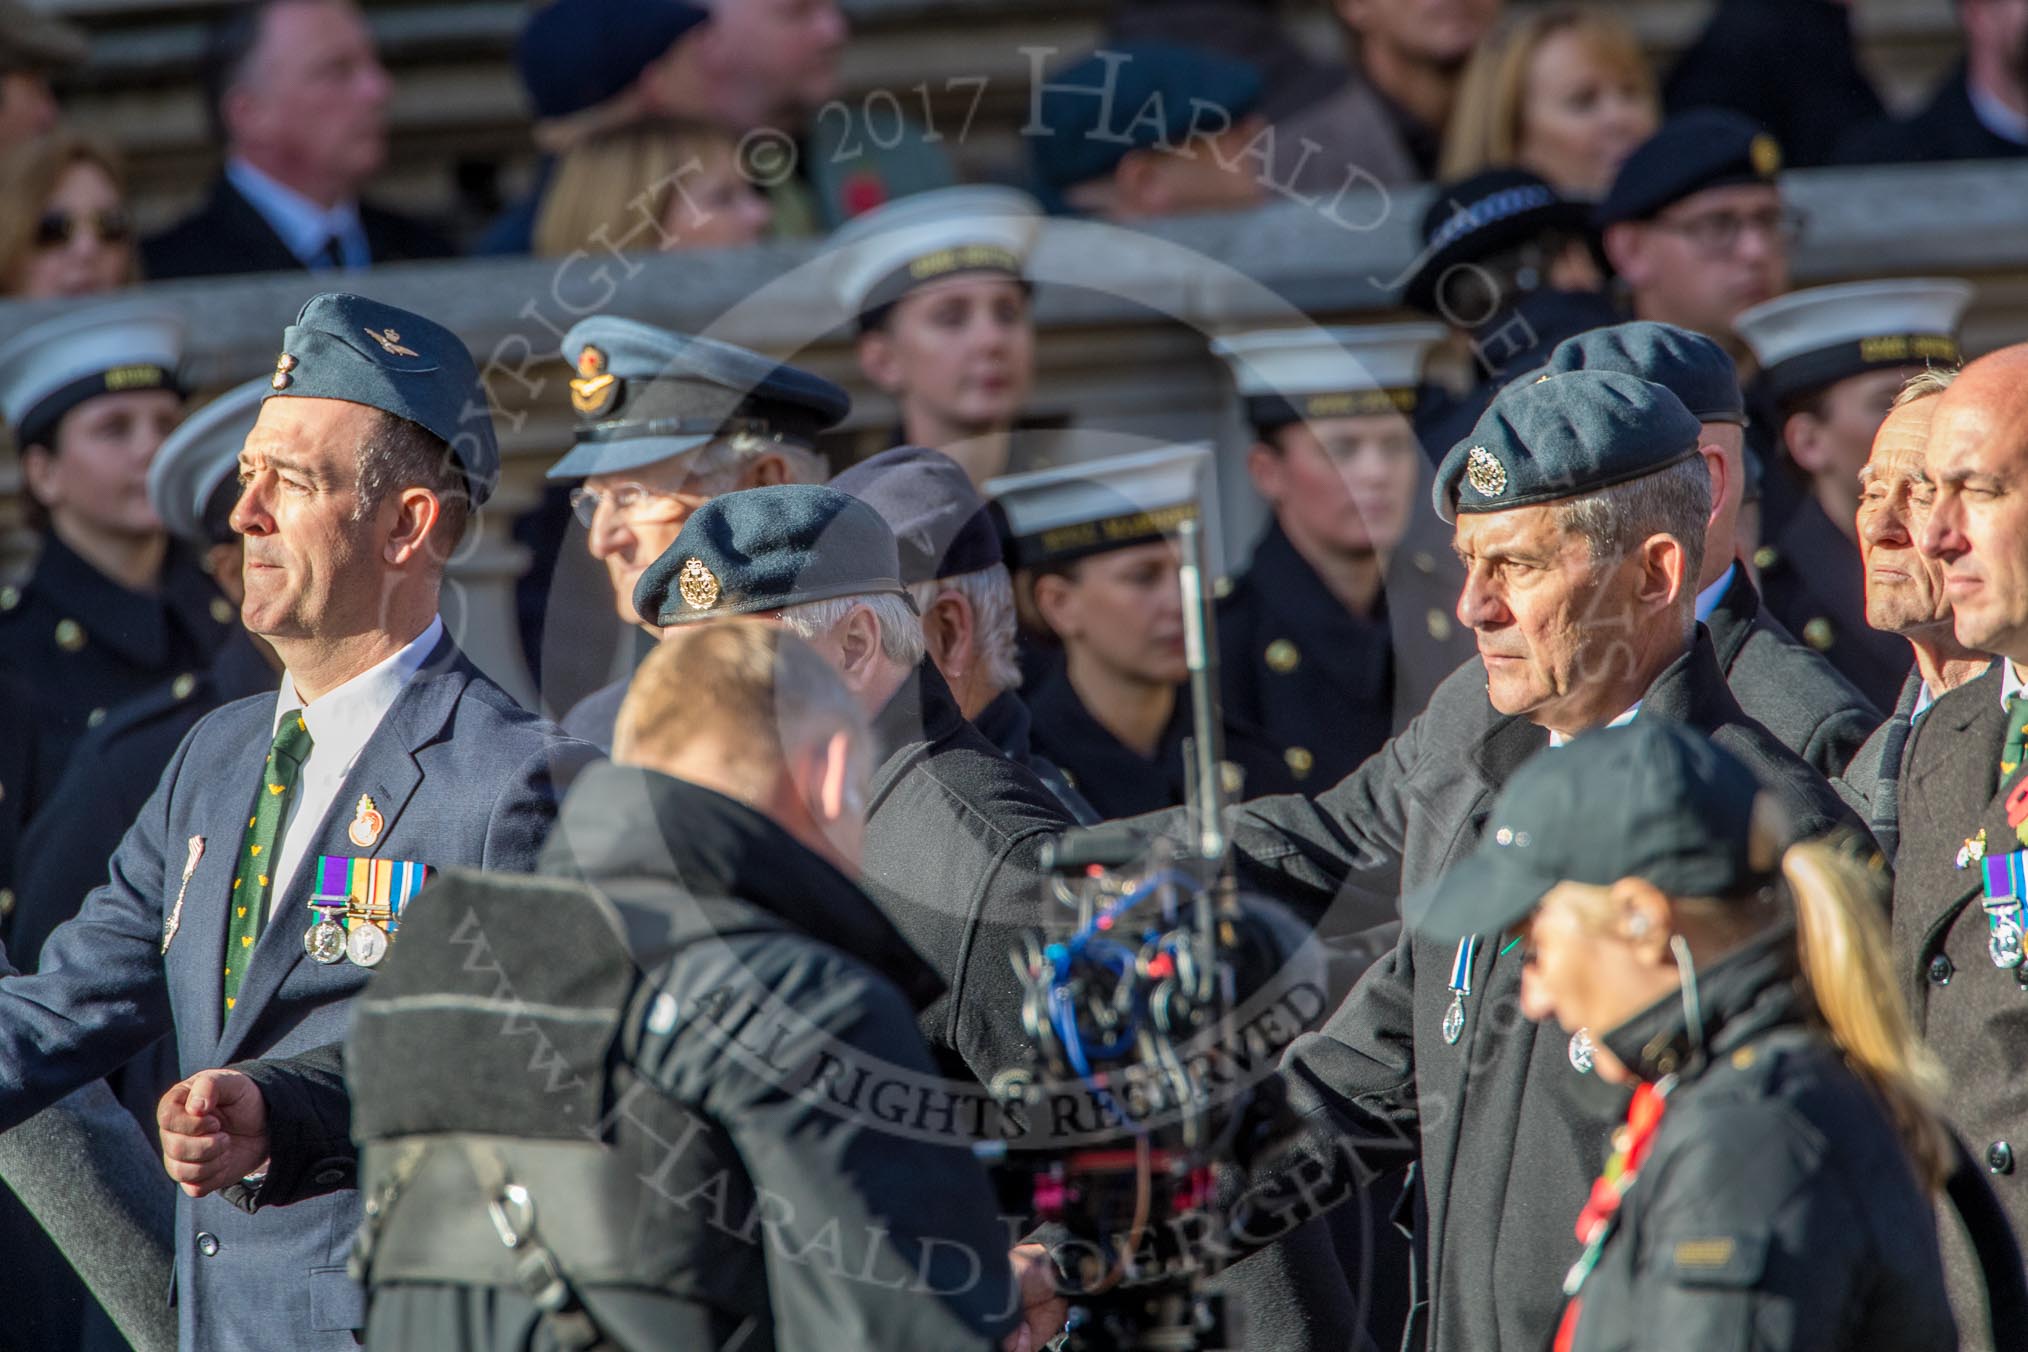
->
[1434, 369, 1702, 523]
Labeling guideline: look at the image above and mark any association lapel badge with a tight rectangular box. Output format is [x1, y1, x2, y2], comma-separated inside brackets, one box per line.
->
[1958, 828, 1988, 870]
[363, 328, 420, 358]
[348, 793, 383, 848]
[569, 345, 619, 417]
[161, 836, 204, 954]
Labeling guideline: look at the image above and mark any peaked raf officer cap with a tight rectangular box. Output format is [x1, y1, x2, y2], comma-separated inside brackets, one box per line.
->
[549, 318, 851, 480]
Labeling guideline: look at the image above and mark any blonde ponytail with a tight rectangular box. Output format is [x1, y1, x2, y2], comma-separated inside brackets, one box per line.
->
[1781, 838, 1954, 1191]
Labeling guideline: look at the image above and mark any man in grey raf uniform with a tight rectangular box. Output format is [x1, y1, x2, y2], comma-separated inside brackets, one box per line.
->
[0, 293, 593, 1352]
[1110, 371, 1857, 1352]
[544, 317, 846, 749]
[1538, 321, 1879, 777]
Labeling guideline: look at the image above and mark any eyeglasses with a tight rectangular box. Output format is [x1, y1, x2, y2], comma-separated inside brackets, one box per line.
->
[35, 207, 131, 249]
[567, 482, 692, 527]
[1651, 205, 1806, 256]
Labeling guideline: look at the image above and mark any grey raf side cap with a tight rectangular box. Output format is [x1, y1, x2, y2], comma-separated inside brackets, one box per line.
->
[265, 293, 501, 506]
[1435, 369, 1702, 523]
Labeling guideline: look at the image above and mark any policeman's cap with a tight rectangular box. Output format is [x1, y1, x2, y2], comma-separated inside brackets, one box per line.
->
[1403, 168, 1596, 317]
[1029, 42, 1263, 193]
[1539, 321, 1745, 425]
[827, 185, 1043, 320]
[1406, 722, 1781, 942]
[830, 445, 1002, 586]
[987, 443, 1206, 570]
[266, 293, 501, 506]
[0, 303, 185, 452]
[1734, 277, 1973, 406]
[149, 377, 268, 547]
[1212, 324, 1443, 431]
[1597, 110, 1782, 228]
[549, 318, 850, 481]
[635, 483, 910, 628]
[1434, 369, 1702, 523]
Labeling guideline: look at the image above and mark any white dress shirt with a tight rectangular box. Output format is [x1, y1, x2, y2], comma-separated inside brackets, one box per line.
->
[225, 156, 370, 269]
[1548, 702, 1641, 749]
[1693, 562, 1736, 626]
[265, 616, 443, 914]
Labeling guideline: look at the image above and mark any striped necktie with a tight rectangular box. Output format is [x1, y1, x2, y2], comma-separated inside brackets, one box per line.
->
[223, 715, 313, 1018]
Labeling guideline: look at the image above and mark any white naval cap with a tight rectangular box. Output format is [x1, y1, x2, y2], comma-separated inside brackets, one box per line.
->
[0, 302, 185, 452]
[826, 185, 1044, 320]
[1210, 324, 1445, 429]
[987, 442, 1208, 571]
[1734, 277, 1974, 404]
[148, 377, 267, 546]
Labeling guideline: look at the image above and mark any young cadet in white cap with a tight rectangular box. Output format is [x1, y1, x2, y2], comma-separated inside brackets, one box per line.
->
[990, 444, 1293, 819]
[1211, 325, 1477, 789]
[1738, 277, 1975, 708]
[0, 304, 236, 805]
[827, 185, 1044, 486]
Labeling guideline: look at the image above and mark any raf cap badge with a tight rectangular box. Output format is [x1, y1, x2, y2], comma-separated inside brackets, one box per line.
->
[348, 793, 383, 848]
[1465, 446, 1507, 497]
[364, 328, 419, 358]
[569, 345, 619, 417]
[678, 557, 721, 610]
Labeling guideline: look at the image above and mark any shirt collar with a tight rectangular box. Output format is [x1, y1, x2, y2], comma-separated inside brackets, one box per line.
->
[225, 156, 364, 263]
[2003, 658, 2027, 707]
[273, 615, 444, 756]
[1693, 561, 1737, 626]
[1548, 701, 1641, 748]
[1967, 77, 2028, 147]
[1912, 679, 1936, 724]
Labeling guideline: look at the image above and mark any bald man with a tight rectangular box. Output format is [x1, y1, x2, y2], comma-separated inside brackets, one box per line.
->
[1896, 342, 2028, 1350]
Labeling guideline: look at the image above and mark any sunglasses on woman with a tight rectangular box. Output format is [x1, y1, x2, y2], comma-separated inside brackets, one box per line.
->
[35, 208, 131, 249]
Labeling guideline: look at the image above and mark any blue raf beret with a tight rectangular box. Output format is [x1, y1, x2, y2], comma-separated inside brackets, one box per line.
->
[829, 446, 1003, 586]
[516, 0, 709, 120]
[266, 293, 501, 506]
[549, 318, 850, 480]
[1538, 322, 1744, 425]
[635, 484, 911, 627]
[1029, 42, 1263, 192]
[1597, 110, 1781, 228]
[1435, 369, 1702, 523]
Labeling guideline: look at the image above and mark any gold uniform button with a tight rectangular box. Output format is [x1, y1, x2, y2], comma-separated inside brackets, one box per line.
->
[54, 618, 84, 652]
[1219, 761, 1245, 795]
[1265, 639, 1300, 673]
[1412, 551, 1436, 576]
[1802, 617, 1835, 651]
[86, 707, 107, 728]
[1212, 575, 1234, 600]
[1752, 545, 1780, 572]
[1284, 746, 1314, 779]
[209, 597, 234, 625]
[172, 673, 198, 700]
[1427, 609, 1453, 641]
[0, 889, 13, 919]
[0, 585, 18, 612]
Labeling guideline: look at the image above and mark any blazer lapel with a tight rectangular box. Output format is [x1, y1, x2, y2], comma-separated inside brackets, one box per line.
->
[176, 734, 271, 1055]
[215, 646, 469, 1061]
[1905, 677, 2010, 949]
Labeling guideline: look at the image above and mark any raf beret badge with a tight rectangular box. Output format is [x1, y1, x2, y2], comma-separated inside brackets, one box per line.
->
[678, 557, 721, 610]
[1465, 446, 1507, 497]
[570, 345, 619, 417]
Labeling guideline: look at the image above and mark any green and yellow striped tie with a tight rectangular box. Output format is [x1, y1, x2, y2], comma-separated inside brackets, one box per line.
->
[223, 715, 313, 1019]
[2003, 695, 2028, 779]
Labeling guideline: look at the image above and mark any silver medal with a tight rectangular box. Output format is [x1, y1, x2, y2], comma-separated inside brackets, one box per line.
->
[1442, 992, 1465, 1044]
[346, 921, 389, 968]
[1992, 917, 2025, 969]
[304, 918, 346, 965]
[1568, 1028, 1596, 1074]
